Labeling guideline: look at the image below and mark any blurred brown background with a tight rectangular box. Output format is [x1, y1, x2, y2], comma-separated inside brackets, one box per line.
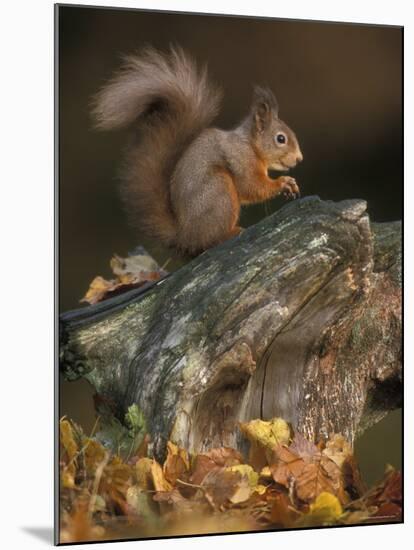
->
[58, 6, 402, 485]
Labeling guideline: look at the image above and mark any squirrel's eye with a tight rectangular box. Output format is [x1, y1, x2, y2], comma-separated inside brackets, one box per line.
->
[276, 133, 287, 145]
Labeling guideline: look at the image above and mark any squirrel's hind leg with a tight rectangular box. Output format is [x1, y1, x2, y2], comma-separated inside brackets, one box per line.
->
[172, 168, 241, 256]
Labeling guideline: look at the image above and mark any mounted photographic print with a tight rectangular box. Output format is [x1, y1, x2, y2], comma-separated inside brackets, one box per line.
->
[56, 3, 403, 545]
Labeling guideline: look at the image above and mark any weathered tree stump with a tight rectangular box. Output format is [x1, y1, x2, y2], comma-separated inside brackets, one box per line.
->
[60, 197, 401, 459]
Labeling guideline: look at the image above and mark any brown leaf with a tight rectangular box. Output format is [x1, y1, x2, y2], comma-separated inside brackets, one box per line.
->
[152, 484, 211, 523]
[371, 501, 401, 521]
[190, 455, 218, 487]
[269, 492, 300, 527]
[59, 496, 105, 543]
[295, 462, 340, 504]
[151, 460, 173, 493]
[247, 443, 268, 472]
[270, 433, 353, 505]
[81, 252, 166, 304]
[163, 441, 190, 485]
[322, 434, 352, 469]
[103, 458, 132, 495]
[202, 447, 244, 467]
[377, 469, 402, 504]
[269, 445, 306, 488]
[190, 447, 243, 486]
[60, 419, 79, 488]
[135, 457, 154, 490]
[201, 468, 243, 509]
[342, 454, 366, 499]
[59, 412, 399, 539]
[340, 509, 374, 525]
[80, 276, 115, 305]
[128, 434, 150, 465]
[126, 485, 158, 523]
[350, 467, 402, 517]
[289, 432, 319, 460]
[83, 438, 107, 474]
[228, 477, 252, 504]
[60, 419, 79, 462]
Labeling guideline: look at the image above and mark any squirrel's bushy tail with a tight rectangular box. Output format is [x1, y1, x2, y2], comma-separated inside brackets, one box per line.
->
[92, 46, 222, 246]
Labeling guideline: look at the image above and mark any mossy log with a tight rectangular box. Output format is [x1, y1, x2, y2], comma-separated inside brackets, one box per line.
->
[60, 197, 401, 459]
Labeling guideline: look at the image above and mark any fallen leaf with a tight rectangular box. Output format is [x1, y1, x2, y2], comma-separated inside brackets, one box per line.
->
[83, 438, 107, 474]
[344, 466, 402, 523]
[226, 464, 260, 504]
[110, 253, 160, 278]
[239, 418, 291, 450]
[163, 441, 190, 485]
[259, 466, 272, 479]
[135, 457, 154, 490]
[296, 492, 343, 527]
[60, 419, 79, 462]
[59, 496, 105, 543]
[342, 453, 366, 499]
[270, 433, 351, 505]
[126, 485, 159, 523]
[226, 464, 259, 488]
[60, 419, 79, 488]
[81, 252, 167, 304]
[81, 276, 115, 305]
[240, 418, 291, 471]
[228, 477, 253, 504]
[201, 447, 244, 466]
[322, 434, 352, 468]
[151, 459, 173, 493]
[269, 491, 300, 527]
[58, 412, 400, 542]
[371, 501, 401, 521]
[201, 468, 243, 509]
[190, 447, 243, 486]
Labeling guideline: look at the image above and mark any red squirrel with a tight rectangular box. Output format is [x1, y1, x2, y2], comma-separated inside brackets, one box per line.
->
[93, 46, 303, 256]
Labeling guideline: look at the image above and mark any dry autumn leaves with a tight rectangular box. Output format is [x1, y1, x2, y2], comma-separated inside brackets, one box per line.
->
[81, 249, 167, 305]
[59, 416, 402, 543]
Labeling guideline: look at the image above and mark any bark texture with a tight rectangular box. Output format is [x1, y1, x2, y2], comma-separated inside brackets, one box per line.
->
[60, 197, 402, 459]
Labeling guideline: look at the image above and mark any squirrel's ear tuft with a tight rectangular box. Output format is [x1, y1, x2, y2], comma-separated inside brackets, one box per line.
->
[251, 86, 279, 133]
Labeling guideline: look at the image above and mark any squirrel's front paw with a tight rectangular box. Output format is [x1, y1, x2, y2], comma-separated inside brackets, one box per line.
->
[280, 176, 300, 199]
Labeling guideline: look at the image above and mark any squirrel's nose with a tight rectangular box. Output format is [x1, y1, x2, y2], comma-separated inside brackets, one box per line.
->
[296, 150, 303, 164]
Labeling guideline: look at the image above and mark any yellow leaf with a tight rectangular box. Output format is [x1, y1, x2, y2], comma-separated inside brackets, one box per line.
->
[226, 464, 259, 488]
[135, 457, 153, 490]
[255, 484, 267, 495]
[104, 460, 131, 492]
[83, 438, 107, 473]
[259, 466, 272, 479]
[299, 492, 343, 527]
[81, 276, 115, 305]
[60, 419, 78, 462]
[163, 440, 191, 485]
[151, 460, 173, 492]
[309, 492, 342, 518]
[110, 455, 123, 466]
[60, 419, 78, 488]
[62, 470, 76, 489]
[224, 464, 260, 504]
[165, 440, 190, 470]
[239, 418, 291, 450]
